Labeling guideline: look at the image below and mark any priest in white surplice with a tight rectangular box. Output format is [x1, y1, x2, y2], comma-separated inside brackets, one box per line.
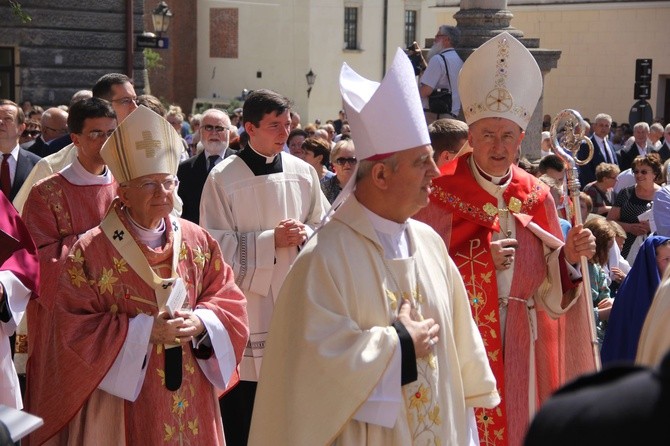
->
[248, 49, 499, 446]
[199, 89, 328, 445]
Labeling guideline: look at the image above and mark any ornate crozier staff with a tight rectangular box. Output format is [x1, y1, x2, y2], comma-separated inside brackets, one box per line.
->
[550, 109, 601, 370]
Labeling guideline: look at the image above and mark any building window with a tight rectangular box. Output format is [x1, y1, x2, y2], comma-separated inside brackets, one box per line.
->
[0, 48, 14, 101]
[344, 7, 358, 50]
[404, 10, 417, 47]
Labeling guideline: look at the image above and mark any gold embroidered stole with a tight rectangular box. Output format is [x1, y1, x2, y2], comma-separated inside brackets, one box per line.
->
[100, 208, 182, 315]
[385, 257, 442, 443]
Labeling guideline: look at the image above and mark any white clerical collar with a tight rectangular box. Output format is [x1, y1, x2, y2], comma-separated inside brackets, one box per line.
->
[124, 208, 166, 249]
[362, 206, 409, 259]
[470, 157, 512, 195]
[248, 143, 278, 164]
[473, 159, 511, 186]
[60, 156, 113, 186]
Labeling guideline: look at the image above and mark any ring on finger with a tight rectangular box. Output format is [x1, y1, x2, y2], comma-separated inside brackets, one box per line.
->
[428, 338, 436, 347]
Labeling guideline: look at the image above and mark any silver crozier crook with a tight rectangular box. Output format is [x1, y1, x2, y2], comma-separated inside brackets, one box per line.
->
[549, 109, 601, 370]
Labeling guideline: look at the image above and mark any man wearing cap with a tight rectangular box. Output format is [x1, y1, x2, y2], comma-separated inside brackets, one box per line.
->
[25, 106, 249, 445]
[415, 32, 597, 446]
[200, 89, 327, 445]
[248, 49, 499, 446]
[20, 98, 118, 394]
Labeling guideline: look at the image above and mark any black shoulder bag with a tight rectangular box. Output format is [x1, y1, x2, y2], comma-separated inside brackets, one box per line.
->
[428, 52, 453, 115]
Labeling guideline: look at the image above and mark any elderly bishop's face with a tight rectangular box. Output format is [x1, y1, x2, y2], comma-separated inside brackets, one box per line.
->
[119, 173, 177, 229]
[469, 117, 525, 177]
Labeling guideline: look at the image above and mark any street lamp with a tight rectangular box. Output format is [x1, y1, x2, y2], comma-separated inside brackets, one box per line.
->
[151, 1, 173, 37]
[306, 69, 316, 98]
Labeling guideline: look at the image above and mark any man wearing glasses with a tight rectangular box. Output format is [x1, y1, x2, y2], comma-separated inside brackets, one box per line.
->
[419, 25, 464, 124]
[177, 108, 235, 224]
[20, 98, 118, 396]
[13, 74, 139, 214]
[25, 107, 68, 158]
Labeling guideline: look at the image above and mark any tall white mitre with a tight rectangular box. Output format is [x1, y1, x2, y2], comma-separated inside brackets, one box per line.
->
[458, 31, 542, 131]
[339, 47, 430, 160]
[101, 105, 182, 183]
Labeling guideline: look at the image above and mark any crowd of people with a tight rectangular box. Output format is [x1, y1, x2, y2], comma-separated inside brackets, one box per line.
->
[1, 26, 670, 446]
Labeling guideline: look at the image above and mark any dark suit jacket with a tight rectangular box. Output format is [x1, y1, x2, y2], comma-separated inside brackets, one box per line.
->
[47, 134, 72, 153]
[10, 148, 41, 201]
[657, 142, 670, 164]
[619, 143, 654, 172]
[26, 137, 51, 158]
[177, 149, 234, 224]
[577, 135, 618, 188]
[524, 351, 670, 446]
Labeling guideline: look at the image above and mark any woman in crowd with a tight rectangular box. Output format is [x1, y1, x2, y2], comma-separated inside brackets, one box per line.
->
[583, 218, 616, 345]
[600, 235, 670, 366]
[19, 119, 42, 149]
[584, 163, 620, 217]
[287, 128, 308, 159]
[320, 139, 355, 204]
[301, 137, 333, 181]
[607, 154, 661, 263]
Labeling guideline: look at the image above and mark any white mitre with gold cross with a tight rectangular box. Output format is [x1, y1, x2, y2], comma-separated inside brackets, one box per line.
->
[459, 31, 542, 131]
[101, 105, 182, 183]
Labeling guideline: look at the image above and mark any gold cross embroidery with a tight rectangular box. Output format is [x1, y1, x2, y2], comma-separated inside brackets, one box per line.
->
[135, 131, 161, 158]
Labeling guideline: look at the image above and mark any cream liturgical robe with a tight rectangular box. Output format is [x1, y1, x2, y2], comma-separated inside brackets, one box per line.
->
[248, 196, 499, 446]
[200, 151, 327, 381]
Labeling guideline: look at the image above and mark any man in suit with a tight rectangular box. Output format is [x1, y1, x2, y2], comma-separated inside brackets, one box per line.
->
[578, 113, 618, 187]
[0, 100, 41, 202]
[619, 122, 654, 171]
[656, 123, 670, 163]
[45, 90, 93, 154]
[28, 107, 69, 158]
[177, 108, 234, 224]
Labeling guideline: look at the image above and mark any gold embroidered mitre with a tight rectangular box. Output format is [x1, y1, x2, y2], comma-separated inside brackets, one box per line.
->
[101, 105, 182, 183]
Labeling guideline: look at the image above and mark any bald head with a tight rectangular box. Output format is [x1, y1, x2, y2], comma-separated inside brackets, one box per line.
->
[41, 107, 69, 142]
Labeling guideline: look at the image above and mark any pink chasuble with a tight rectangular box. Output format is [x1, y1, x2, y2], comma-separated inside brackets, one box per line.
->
[26, 202, 248, 446]
[20, 174, 116, 380]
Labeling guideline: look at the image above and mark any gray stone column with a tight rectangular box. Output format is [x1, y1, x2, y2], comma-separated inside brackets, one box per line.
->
[453, 0, 561, 161]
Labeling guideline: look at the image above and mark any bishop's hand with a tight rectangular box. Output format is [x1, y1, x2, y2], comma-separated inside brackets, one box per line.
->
[397, 300, 439, 358]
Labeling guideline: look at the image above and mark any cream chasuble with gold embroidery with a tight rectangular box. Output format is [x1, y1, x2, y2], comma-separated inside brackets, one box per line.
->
[248, 196, 498, 446]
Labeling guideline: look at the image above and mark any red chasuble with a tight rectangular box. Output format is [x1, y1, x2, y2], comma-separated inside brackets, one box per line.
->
[26, 202, 248, 445]
[0, 192, 39, 298]
[415, 154, 592, 446]
[21, 174, 116, 361]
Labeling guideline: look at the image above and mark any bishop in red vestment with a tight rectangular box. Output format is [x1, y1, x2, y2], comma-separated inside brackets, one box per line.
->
[415, 32, 597, 446]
